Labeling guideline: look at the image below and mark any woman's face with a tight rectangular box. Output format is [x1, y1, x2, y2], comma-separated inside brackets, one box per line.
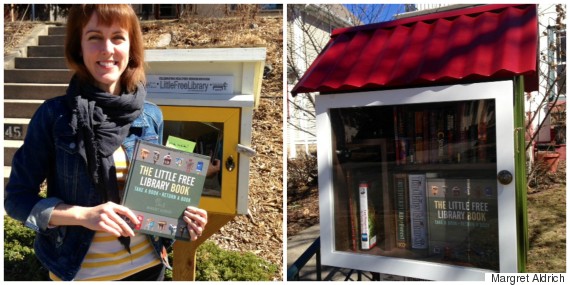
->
[81, 13, 130, 95]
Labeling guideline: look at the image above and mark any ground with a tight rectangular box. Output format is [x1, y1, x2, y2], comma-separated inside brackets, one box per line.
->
[287, 185, 319, 237]
[4, 14, 283, 280]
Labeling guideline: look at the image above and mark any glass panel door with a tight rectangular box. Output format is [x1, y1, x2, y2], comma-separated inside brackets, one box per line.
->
[329, 100, 499, 270]
[316, 81, 517, 278]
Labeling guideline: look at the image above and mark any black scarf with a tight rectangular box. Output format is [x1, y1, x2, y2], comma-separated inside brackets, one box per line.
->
[66, 76, 145, 253]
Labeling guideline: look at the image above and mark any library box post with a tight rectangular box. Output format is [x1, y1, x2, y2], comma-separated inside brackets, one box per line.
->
[144, 47, 266, 280]
[291, 4, 538, 281]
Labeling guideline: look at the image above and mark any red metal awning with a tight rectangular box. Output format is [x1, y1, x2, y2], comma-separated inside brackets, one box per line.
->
[291, 4, 538, 95]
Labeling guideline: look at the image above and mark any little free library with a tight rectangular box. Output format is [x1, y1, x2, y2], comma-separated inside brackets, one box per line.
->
[291, 4, 538, 281]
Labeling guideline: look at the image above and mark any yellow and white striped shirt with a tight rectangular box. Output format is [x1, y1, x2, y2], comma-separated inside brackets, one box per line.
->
[50, 232, 161, 281]
[50, 147, 161, 281]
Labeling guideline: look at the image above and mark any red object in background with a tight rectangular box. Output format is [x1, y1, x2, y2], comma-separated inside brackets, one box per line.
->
[537, 151, 561, 173]
[291, 4, 538, 96]
[556, 144, 566, 161]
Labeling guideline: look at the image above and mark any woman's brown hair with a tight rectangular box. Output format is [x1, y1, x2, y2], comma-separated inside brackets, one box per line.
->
[65, 4, 145, 93]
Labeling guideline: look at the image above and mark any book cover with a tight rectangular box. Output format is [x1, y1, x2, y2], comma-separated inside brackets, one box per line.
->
[393, 173, 409, 249]
[359, 181, 377, 250]
[426, 178, 499, 270]
[408, 174, 427, 249]
[122, 139, 210, 241]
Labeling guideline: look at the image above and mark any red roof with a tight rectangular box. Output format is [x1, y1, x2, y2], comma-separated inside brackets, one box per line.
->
[291, 4, 538, 95]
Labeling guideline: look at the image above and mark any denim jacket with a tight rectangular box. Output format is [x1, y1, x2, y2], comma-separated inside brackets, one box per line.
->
[4, 95, 172, 281]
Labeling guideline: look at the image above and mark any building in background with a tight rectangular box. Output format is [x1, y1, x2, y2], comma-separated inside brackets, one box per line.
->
[287, 4, 359, 158]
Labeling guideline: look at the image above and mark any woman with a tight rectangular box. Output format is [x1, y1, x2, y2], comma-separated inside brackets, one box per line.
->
[4, 4, 207, 281]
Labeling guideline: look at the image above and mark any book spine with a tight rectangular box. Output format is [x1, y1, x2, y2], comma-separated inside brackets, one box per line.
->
[406, 110, 415, 164]
[446, 110, 455, 163]
[121, 139, 141, 203]
[394, 174, 409, 249]
[398, 107, 407, 165]
[477, 100, 488, 162]
[429, 111, 438, 164]
[422, 111, 430, 165]
[347, 172, 358, 251]
[415, 111, 424, 164]
[437, 112, 447, 163]
[469, 101, 479, 163]
[458, 102, 467, 163]
[393, 107, 401, 166]
[408, 174, 428, 249]
[359, 181, 377, 250]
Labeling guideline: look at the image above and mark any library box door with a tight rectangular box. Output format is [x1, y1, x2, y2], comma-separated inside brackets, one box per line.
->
[316, 80, 519, 280]
[160, 105, 240, 215]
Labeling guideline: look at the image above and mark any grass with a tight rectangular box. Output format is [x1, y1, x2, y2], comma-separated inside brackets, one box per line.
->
[526, 184, 566, 272]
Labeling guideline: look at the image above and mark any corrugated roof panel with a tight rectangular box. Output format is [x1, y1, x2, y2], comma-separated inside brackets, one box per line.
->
[291, 4, 538, 95]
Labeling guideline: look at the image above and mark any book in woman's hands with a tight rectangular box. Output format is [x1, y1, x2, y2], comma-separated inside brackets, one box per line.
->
[121, 139, 210, 240]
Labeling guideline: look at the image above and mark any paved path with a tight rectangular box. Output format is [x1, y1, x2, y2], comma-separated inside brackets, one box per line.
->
[286, 224, 375, 281]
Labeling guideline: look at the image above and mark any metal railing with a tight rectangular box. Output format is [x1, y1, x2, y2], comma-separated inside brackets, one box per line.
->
[287, 237, 321, 281]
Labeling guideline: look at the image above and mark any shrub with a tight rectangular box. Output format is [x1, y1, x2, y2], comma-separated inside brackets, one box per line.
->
[4, 216, 278, 281]
[287, 153, 317, 191]
[193, 241, 278, 281]
[3, 216, 49, 281]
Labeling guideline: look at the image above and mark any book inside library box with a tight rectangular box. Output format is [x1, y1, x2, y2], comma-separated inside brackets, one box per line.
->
[164, 121, 223, 197]
[329, 99, 499, 271]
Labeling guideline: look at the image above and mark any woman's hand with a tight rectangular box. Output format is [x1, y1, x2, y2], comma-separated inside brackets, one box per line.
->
[183, 206, 208, 241]
[50, 202, 139, 237]
[206, 159, 221, 178]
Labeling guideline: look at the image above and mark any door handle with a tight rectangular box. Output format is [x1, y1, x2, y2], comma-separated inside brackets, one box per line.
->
[497, 170, 513, 185]
[225, 155, 235, 172]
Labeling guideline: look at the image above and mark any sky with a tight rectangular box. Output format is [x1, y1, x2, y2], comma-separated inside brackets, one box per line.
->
[344, 4, 406, 25]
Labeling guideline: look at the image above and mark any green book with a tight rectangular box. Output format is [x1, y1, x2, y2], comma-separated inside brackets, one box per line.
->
[166, 135, 196, 153]
[122, 139, 210, 240]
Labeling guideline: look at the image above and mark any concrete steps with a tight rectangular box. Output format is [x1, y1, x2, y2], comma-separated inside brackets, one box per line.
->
[4, 69, 72, 84]
[4, 24, 67, 186]
[14, 57, 68, 69]
[4, 83, 68, 99]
